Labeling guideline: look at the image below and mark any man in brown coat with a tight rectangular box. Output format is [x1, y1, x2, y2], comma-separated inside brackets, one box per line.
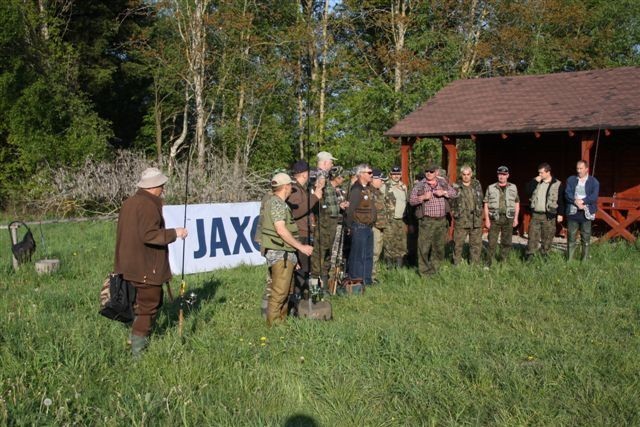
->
[287, 160, 323, 295]
[114, 167, 188, 357]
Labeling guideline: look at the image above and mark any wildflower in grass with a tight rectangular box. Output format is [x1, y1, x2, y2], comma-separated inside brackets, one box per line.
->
[43, 398, 52, 407]
[260, 336, 267, 342]
[300, 356, 305, 363]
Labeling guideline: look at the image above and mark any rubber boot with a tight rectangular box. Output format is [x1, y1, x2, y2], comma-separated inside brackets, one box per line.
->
[567, 242, 576, 261]
[581, 243, 590, 262]
[131, 334, 148, 359]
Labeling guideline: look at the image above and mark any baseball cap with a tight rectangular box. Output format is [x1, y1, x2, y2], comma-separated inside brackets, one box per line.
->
[271, 172, 293, 187]
[292, 159, 309, 174]
[372, 168, 387, 180]
[497, 165, 510, 174]
[317, 151, 337, 161]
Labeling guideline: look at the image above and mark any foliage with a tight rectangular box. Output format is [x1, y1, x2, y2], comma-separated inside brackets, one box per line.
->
[1, 220, 639, 424]
[1, 0, 640, 209]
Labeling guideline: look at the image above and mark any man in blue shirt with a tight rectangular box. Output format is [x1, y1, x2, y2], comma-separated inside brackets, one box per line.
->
[564, 160, 599, 261]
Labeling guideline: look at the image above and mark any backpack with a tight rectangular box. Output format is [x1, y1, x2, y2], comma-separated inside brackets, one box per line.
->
[99, 273, 137, 323]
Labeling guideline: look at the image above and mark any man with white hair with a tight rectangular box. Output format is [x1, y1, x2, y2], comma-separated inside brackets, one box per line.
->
[345, 164, 376, 285]
[311, 151, 339, 289]
[114, 167, 188, 357]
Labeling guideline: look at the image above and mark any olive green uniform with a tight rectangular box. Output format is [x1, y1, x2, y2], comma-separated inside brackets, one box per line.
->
[485, 183, 519, 262]
[384, 181, 408, 264]
[450, 179, 484, 264]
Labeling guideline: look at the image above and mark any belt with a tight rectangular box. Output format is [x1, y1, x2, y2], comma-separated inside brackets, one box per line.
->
[421, 216, 446, 220]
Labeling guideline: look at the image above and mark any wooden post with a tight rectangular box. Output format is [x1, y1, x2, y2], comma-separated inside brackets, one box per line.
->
[9, 223, 19, 271]
[442, 136, 458, 183]
[400, 137, 414, 185]
[581, 132, 596, 166]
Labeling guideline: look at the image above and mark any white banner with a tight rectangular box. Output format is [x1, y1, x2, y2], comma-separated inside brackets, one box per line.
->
[163, 202, 264, 274]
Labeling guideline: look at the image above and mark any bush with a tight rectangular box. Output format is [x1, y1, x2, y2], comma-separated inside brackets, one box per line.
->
[19, 150, 269, 217]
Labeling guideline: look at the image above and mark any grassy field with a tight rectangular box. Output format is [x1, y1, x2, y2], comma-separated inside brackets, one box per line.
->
[1, 219, 639, 426]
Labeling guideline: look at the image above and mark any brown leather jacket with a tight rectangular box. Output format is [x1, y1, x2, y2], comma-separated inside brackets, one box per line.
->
[114, 189, 177, 285]
[286, 180, 319, 239]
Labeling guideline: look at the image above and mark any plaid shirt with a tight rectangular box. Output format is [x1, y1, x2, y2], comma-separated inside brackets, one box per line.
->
[409, 178, 458, 218]
[319, 181, 341, 217]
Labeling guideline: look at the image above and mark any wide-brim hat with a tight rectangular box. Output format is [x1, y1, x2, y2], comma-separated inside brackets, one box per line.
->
[137, 167, 169, 189]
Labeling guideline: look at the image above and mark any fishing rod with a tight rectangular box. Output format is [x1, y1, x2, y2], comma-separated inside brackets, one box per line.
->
[178, 144, 192, 338]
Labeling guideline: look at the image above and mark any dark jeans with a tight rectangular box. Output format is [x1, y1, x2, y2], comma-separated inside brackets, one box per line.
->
[347, 222, 373, 285]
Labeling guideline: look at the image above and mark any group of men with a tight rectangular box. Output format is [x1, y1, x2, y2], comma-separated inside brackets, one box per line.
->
[113, 157, 600, 354]
[258, 153, 410, 325]
[258, 156, 601, 325]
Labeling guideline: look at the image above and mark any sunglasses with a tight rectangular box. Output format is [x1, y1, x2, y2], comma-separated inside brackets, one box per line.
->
[363, 171, 373, 175]
[426, 169, 436, 173]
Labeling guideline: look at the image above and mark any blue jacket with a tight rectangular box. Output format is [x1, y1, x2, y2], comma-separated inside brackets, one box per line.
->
[564, 175, 599, 216]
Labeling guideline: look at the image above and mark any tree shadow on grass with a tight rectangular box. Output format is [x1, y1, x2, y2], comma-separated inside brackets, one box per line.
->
[155, 277, 224, 336]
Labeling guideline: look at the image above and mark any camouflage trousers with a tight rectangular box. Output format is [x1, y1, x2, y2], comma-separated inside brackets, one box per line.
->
[311, 216, 339, 281]
[487, 214, 514, 262]
[384, 218, 407, 260]
[526, 212, 556, 256]
[452, 225, 483, 264]
[372, 226, 383, 279]
[417, 216, 447, 275]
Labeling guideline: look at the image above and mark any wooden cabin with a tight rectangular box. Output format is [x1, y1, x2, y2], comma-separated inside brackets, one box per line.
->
[384, 67, 640, 242]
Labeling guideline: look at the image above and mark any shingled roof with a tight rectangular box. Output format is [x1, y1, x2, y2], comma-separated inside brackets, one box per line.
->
[384, 67, 640, 138]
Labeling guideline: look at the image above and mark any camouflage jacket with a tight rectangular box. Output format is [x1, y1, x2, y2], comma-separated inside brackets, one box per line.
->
[373, 184, 396, 229]
[450, 179, 484, 228]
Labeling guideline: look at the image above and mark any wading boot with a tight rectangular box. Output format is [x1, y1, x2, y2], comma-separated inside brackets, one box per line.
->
[581, 243, 590, 262]
[567, 242, 576, 261]
[131, 334, 149, 359]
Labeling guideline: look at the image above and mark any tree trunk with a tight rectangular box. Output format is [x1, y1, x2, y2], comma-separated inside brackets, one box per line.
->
[460, 0, 487, 78]
[154, 81, 163, 165]
[173, 0, 211, 170]
[318, 0, 329, 146]
[168, 86, 190, 176]
[392, 0, 409, 121]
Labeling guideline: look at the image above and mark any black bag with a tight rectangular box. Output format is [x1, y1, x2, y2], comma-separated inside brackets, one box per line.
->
[8, 221, 36, 264]
[99, 273, 136, 323]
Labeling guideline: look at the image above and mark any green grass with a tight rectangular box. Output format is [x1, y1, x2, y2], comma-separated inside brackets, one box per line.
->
[1, 220, 639, 425]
